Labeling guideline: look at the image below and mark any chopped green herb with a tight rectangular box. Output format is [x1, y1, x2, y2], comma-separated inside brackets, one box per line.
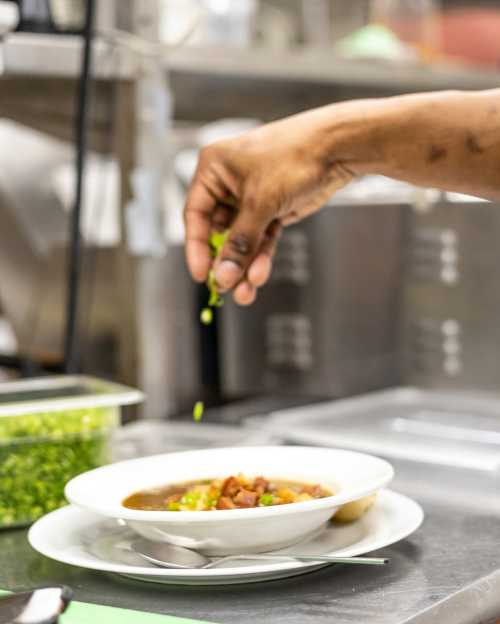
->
[209, 230, 230, 255]
[180, 488, 205, 510]
[193, 401, 204, 423]
[259, 493, 275, 506]
[201, 230, 230, 325]
[167, 500, 181, 511]
[0, 407, 117, 528]
[207, 270, 222, 308]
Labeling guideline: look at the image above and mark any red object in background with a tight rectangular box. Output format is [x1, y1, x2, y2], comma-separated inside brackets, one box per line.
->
[439, 8, 500, 68]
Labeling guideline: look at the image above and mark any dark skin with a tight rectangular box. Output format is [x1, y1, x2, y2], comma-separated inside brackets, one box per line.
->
[184, 89, 500, 305]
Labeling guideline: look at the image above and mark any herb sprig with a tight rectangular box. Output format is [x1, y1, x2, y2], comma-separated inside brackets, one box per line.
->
[200, 229, 230, 325]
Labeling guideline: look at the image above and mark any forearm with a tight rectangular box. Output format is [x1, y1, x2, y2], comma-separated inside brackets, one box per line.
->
[312, 89, 500, 200]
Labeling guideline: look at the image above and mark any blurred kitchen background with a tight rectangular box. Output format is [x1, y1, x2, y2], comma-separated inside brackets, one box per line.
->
[1, 0, 500, 430]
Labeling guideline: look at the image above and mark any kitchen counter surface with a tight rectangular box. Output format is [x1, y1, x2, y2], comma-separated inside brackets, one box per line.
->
[1, 410, 500, 624]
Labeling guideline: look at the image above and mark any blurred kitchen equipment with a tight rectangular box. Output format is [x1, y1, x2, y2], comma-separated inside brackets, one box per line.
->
[113, 419, 275, 460]
[10, 0, 85, 34]
[221, 180, 500, 400]
[131, 538, 389, 569]
[331, 0, 371, 44]
[9, 0, 121, 34]
[49, 0, 84, 32]
[438, 7, 500, 68]
[403, 192, 500, 391]
[201, 0, 258, 47]
[220, 177, 412, 399]
[301, 0, 331, 46]
[161, 0, 258, 47]
[263, 387, 500, 473]
[0, 1, 19, 35]
[371, 0, 441, 61]
[0, 586, 72, 624]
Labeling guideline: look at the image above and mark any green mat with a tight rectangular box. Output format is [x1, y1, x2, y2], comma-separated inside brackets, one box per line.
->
[60, 600, 213, 624]
[1, 590, 214, 623]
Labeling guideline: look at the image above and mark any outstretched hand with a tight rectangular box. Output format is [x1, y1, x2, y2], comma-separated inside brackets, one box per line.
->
[184, 112, 355, 305]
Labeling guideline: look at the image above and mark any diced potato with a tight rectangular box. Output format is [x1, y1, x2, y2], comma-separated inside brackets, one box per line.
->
[276, 488, 299, 504]
[333, 493, 377, 523]
[296, 493, 313, 502]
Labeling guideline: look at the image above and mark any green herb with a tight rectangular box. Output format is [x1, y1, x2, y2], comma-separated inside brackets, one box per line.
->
[200, 308, 213, 325]
[180, 489, 202, 510]
[209, 230, 230, 254]
[193, 401, 204, 423]
[167, 500, 181, 511]
[0, 407, 117, 528]
[206, 492, 220, 509]
[203, 230, 230, 323]
[259, 493, 275, 506]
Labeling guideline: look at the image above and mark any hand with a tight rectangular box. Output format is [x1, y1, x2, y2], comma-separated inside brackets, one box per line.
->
[184, 110, 356, 305]
[184, 89, 500, 305]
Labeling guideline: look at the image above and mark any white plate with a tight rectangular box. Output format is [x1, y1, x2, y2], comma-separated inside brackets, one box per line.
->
[65, 446, 394, 555]
[28, 489, 423, 586]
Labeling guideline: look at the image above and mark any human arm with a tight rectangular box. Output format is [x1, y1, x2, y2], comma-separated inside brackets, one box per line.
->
[184, 89, 500, 305]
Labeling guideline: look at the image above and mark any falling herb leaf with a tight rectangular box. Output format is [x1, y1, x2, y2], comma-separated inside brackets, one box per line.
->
[193, 401, 204, 423]
[194, 230, 230, 421]
[200, 308, 213, 325]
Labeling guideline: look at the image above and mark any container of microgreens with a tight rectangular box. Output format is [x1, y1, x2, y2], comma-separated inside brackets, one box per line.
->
[0, 375, 143, 529]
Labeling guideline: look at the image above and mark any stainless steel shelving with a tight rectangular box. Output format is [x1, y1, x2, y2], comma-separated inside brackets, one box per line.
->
[3, 33, 500, 91]
[167, 45, 500, 91]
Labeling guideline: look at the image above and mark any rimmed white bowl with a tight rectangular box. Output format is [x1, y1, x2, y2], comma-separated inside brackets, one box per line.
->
[65, 446, 394, 555]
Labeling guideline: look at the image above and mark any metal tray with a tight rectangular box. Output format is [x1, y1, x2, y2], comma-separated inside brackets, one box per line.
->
[264, 387, 500, 472]
[113, 420, 276, 461]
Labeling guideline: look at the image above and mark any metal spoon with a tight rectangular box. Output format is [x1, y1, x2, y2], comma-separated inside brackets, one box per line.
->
[0, 586, 72, 624]
[131, 538, 388, 570]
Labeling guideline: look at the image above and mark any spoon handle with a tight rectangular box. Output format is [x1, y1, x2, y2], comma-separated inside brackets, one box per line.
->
[204, 554, 388, 568]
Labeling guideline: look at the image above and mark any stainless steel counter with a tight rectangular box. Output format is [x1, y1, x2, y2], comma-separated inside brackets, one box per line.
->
[1, 413, 500, 624]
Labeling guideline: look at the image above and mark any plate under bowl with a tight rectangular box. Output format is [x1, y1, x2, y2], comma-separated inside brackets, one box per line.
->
[29, 490, 423, 586]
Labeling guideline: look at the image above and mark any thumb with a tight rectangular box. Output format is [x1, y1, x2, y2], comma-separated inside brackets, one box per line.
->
[214, 208, 270, 290]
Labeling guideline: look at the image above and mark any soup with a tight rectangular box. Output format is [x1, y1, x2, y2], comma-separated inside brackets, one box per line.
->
[123, 474, 333, 511]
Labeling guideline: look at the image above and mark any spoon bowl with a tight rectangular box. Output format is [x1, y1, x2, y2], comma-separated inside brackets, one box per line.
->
[0, 586, 72, 624]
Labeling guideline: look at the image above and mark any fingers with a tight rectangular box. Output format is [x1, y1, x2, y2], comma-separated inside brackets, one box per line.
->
[214, 207, 270, 290]
[247, 255, 272, 289]
[247, 220, 282, 288]
[233, 281, 257, 306]
[232, 220, 281, 306]
[184, 182, 217, 282]
[212, 203, 234, 232]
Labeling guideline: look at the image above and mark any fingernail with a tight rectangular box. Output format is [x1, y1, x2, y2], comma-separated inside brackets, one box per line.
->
[215, 260, 242, 288]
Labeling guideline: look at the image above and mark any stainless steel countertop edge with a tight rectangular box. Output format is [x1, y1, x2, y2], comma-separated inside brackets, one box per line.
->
[403, 568, 500, 624]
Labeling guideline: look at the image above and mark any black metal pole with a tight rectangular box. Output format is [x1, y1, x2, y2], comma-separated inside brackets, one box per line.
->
[63, 0, 96, 373]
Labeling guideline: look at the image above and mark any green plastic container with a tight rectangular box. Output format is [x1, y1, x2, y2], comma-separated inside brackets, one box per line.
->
[0, 376, 143, 528]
